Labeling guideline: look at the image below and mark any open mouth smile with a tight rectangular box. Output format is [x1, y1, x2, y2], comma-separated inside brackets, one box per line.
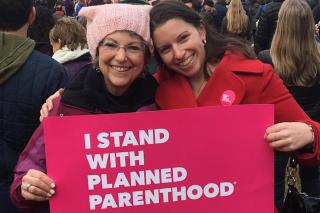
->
[176, 54, 194, 67]
[110, 65, 131, 72]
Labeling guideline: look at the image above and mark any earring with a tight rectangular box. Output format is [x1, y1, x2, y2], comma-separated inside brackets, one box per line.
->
[95, 67, 101, 73]
[202, 39, 207, 46]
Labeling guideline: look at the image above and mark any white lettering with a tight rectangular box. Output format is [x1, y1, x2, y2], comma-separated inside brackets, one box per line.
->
[155, 128, 169, 144]
[84, 133, 91, 149]
[97, 132, 110, 148]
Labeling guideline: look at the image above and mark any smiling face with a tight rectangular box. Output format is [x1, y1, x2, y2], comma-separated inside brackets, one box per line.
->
[153, 18, 206, 80]
[98, 31, 146, 96]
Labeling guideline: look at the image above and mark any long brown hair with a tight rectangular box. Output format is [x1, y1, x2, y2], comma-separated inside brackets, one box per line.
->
[270, 0, 320, 86]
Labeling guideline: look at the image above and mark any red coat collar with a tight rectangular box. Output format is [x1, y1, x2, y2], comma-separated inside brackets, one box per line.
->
[156, 52, 263, 110]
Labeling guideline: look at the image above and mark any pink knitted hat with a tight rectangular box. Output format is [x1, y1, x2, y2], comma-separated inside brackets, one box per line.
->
[79, 4, 152, 59]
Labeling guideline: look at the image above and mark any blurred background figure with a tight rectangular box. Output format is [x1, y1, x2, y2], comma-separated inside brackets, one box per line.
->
[254, 0, 284, 53]
[53, 0, 66, 15]
[75, 0, 87, 17]
[213, 0, 227, 29]
[34, 0, 49, 7]
[308, 0, 318, 10]
[64, 0, 75, 16]
[28, 6, 55, 56]
[200, 0, 218, 30]
[258, 0, 320, 210]
[313, 1, 320, 24]
[221, 0, 250, 41]
[181, 0, 202, 12]
[246, 0, 260, 42]
[49, 17, 91, 80]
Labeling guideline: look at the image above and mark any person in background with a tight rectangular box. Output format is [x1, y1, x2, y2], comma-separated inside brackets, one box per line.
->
[247, 0, 260, 41]
[74, 0, 87, 17]
[255, 0, 268, 26]
[221, 0, 251, 40]
[201, 0, 218, 30]
[0, 0, 68, 212]
[63, 0, 75, 16]
[213, 0, 228, 29]
[149, 2, 320, 212]
[34, 0, 49, 8]
[308, 0, 318, 10]
[27, 5, 55, 56]
[53, 0, 66, 16]
[257, 0, 320, 210]
[49, 17, 91, 80]
[10, 4, 157, 212]
[313, 2, 320, 24]
[181, 0, 201, 12]
[254, 0, 284, 53]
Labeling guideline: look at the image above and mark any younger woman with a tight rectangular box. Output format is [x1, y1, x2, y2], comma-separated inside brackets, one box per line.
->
[149, 3, 320, 211]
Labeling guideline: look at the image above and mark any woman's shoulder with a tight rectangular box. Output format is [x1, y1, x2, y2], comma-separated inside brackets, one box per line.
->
[222, 51, 273, 74]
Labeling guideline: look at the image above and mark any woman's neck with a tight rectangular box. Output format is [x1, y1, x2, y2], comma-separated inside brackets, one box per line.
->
[188, 62, 216, 98]
[104, 77, 128, 97]
[188, 70, 207, 98]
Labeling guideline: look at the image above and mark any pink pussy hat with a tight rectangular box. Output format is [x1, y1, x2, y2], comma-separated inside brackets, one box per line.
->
[79, 4, 152, 59]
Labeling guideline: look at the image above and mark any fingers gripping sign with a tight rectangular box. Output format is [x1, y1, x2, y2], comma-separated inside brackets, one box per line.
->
[265, 122, 314, 152]
[21, 169, 56, 202]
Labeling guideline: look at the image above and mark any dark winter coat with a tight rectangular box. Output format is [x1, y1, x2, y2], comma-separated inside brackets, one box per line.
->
[214, 2, 227, 30]
[254, 0, 284, 53]
[62, 52, 91, 81]
[0, 50, 68, 212]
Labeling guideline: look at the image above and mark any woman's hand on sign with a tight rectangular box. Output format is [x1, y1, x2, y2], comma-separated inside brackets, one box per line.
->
[265, 122, 314, 152]
[21, 169, 56, 201]
[39, 88, 64, 122]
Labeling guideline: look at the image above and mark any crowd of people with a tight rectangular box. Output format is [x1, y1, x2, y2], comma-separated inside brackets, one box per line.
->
[1, 0, 320, 212]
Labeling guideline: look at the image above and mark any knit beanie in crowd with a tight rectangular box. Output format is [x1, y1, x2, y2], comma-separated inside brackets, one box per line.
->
[79, 4, 151, 59]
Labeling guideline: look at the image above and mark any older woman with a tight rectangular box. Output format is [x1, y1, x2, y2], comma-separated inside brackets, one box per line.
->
[10, 4, 157, 212]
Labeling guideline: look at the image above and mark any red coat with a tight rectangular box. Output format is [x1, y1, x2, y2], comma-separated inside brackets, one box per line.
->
[155, 51, 320, 165]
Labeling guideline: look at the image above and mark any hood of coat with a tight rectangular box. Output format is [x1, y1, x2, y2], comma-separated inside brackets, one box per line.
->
[52, 46, 90, 64]
[0, 33, 35, 85]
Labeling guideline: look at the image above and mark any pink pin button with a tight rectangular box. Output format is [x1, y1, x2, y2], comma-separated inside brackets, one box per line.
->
[220, 90, 236, 106]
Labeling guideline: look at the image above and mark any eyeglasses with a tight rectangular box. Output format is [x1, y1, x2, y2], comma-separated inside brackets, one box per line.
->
[100, 39, 146, 55]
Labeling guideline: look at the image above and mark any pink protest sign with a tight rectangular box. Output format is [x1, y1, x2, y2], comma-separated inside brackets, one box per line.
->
[43, 105, 274, 213]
